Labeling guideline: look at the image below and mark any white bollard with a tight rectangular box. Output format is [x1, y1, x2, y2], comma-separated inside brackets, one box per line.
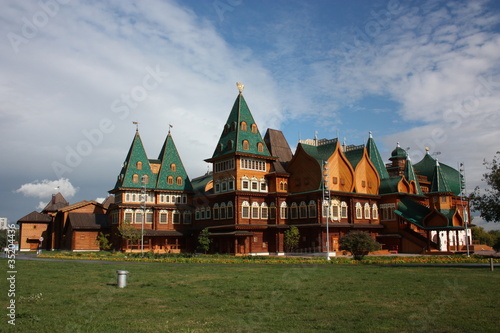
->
[116, 270, 129, 288]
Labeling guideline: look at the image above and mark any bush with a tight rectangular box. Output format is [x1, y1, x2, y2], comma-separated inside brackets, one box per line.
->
[339, 231, 381, 260]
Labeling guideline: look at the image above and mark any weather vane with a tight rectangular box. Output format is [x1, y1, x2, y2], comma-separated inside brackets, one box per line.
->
[236, 82, 244, 94]
[133, 121, 139, 131]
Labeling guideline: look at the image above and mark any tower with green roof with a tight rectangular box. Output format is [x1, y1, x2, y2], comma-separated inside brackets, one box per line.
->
[205, 83, 276, 193]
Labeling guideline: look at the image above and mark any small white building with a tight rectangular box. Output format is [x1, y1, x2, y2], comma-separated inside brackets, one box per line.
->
[0, 217, 8, 230]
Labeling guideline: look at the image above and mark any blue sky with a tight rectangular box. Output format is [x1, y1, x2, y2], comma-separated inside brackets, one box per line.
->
[1, 0, 499, 229]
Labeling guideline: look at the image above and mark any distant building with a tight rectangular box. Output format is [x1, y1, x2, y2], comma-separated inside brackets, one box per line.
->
[0, 217, 8, 230]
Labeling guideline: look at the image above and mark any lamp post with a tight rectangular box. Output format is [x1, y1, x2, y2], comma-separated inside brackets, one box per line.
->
[141, 175, 147, 257]
[459, 163, 470, 257]
[323, 161, 330, 261]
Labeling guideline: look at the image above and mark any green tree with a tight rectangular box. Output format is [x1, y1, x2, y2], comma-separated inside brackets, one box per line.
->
[339, 231, 380, 260]
[284, 226, 300, 253]
[118, 221, 141, 246]
[197, 228, 211, 254]
[96, 232, 112, 250]
[470, 151, 500, 223]
[471, 227, 494, 246]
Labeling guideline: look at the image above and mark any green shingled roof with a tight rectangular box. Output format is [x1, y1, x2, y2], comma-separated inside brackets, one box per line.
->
[191, 172, 213, 195]
[430, 161, 452, 194]
[344, 147, 364, 169]
[114, 131, 157, 189]
[395, 197, 460, 230]
[391, 144, 407, 158]
[300, 139, 338, 165]
[366, 134, 390, 179]
[379, 176, 403, 194]
[414, 153, 460, 195]
[404, 157, 423, 195]
[211, 93, 271, 159]
[156, 132, 193, 191]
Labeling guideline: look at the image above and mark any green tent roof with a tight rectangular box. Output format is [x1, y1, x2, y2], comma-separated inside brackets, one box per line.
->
[211, 93, 271, 160]
[114, 131, 157, 189]
[300, 139, 338, 165]
[156, 132, 193, 191]
[344, 147, 364, 170]
[366, 134, 390, 179]
[404, 157, 423, 195]
[414, 153, 460, 195]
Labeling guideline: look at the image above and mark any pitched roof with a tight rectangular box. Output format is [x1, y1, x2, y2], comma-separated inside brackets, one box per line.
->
[101, 196, 115, 208]
[414, 152, 462, 195]
[263, 129, 292, 173]
[191, 172, 213, 195]
[300, 139, 338, 164]
[114, 130, 157, 189]
[395, 197, 460, 230]
[430, 160, 453, 194]
[366, 133, 390, 179]
[18, 211, 52, 223]
[404, 156, 423, 195]
[42, 193, 69, 212]
[59, 200, 103, 213]
[156, 132, 193, 191]
[344, 146, 364, 169]
[67, 213, 109, 230]
[210, 92, 271, 160]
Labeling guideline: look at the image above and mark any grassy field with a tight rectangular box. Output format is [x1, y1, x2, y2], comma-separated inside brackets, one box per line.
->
[1, 259, 499, 333]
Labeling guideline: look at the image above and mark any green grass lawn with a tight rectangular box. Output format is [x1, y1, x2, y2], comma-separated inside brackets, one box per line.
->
[1, 259, 499, 333]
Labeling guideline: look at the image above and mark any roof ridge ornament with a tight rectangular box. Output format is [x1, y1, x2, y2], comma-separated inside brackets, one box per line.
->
[236, 82, 244, 94]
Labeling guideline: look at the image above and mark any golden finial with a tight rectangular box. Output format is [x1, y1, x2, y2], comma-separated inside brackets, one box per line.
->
[236, 82, 244, 94]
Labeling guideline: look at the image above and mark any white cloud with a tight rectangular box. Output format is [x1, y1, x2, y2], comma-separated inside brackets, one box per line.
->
[14, 178, 77, 200]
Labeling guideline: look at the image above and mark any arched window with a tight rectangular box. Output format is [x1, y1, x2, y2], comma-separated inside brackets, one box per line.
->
[160, 210, 168, 224]
[241, 176, 249, 190]
[341, 201, 348, 218]
[167, 176, 174, 185]
[364, 203, 371, 219]
[145, 209, 153, 224]
[218, 143, 223, 152]
[231, 122, 236, 131]
[136, 161, 142, 170]
[269, 203, 276, 219]
[242, 140, 249, 150]
[251, 123, 258, 133]
[220, 203, 226, 219]
[279, 181, 285, 191]
[251, 202, 260, 219]
[331, 200, 340, 221]
[299, 201, 307, 219]
[308, 200, 317, 218]
[176, 177, 183, 185]
[124, 209, 134, 224]
[260, 178, 267, 192]
[172, 210, 181, 224]
[257, 142, 264, 153]
[132, 174, 139, 183]
[290, 202, 298, 219]
[372, 204, 378, 220]
[195, 208, 200, 220]
[170, 163, 176, 172]
[183, 211, 192, 224]
[213, 203, 219, 220]
[355, 203, 363, 219]
[227, 140, 233, 150]
[240, 121, 247, 131]
[141, 175, 149, 184]
[135, 209, 143, 224]
[280, 202, 288, 219]
[261, 203, 268, 219]
[241, 201, 250, 219]
[205, 206, 211, 219]
[227, 201, 234, 218]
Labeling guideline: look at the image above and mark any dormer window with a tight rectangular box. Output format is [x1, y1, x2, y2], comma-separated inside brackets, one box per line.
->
[242, 140, 249, 150]
[136, 161, 142, 170]
[132, 174, 139, 183]
[251, 124, 258, 133]
[240, 121, 247, 131]
[257, 142, 264, 153]
[170, 163, 176, 172]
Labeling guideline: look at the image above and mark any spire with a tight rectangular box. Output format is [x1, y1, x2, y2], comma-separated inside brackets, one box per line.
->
[430, 158, 452, 194]
[156, 131, 193, 191]
[366, 132, 389, 179]
[209, 87, 271, 160]
[404, 154, 423, 195]
[114, 130, 155, 189]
